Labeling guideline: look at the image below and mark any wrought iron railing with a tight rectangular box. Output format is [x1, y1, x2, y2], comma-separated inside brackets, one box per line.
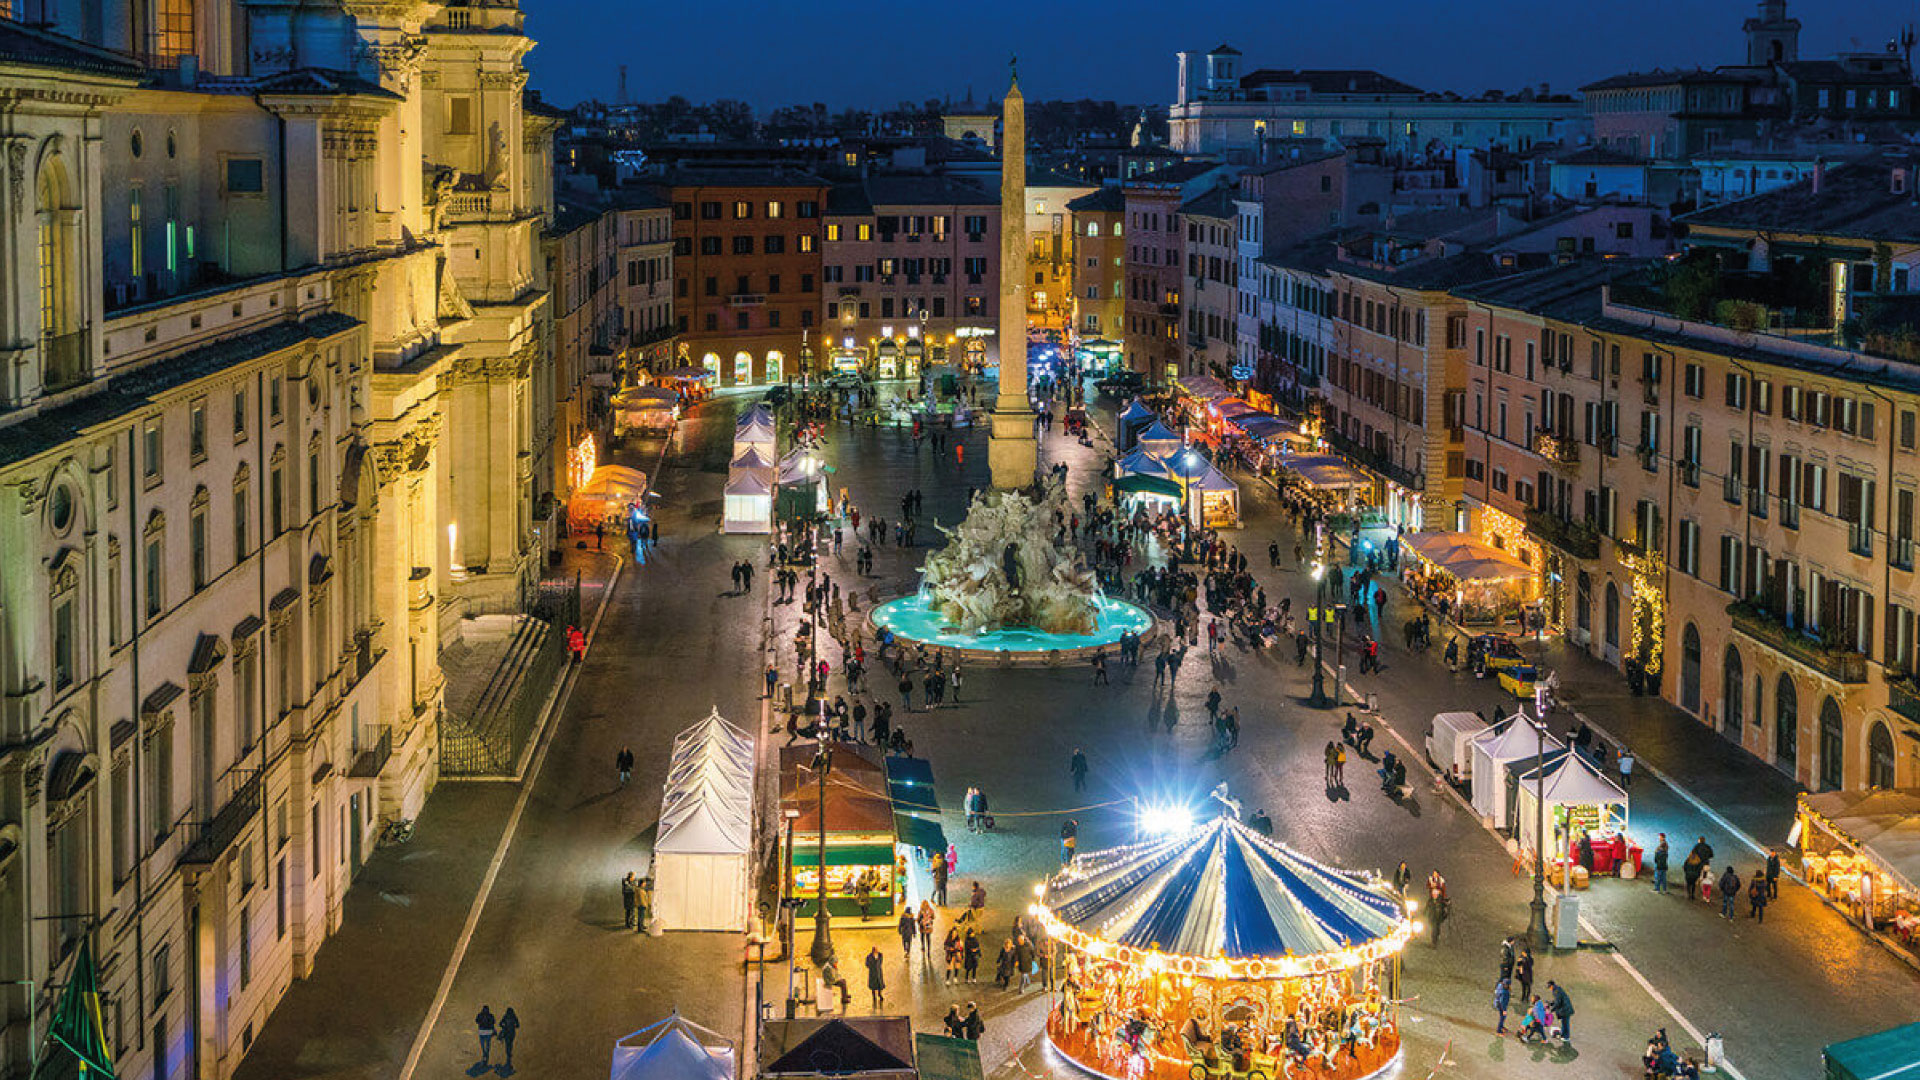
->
[1726, 601, 1869, 684]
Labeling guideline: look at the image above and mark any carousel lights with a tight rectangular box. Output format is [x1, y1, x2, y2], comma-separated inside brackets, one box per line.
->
[1138, 802, 1195, 836]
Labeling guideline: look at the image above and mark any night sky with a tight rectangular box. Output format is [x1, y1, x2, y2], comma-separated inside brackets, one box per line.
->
[523, 0, 1918, 110]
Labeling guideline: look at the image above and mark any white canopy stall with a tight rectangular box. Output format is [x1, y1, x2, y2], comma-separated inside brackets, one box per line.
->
[1514, 751, 1629, 859]
[652, 709, 755, 932]
[610, 1013, 734, 1080]
[735, 411, 777, 453]
[723, 469, 774, 534]
[1468, 717, 1564, 828]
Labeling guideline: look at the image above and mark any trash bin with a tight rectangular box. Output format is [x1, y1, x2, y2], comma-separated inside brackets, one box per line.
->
[1704, 1033, 1725, 1073]
[1549, 889, 1581, 949]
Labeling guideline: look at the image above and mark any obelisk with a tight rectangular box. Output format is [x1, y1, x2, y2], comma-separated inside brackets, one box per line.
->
[988, 63, 1038, 490]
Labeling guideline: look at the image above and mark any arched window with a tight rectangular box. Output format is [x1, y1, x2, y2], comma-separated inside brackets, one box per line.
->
[1870, 722, 1897, 790]
[1819, 697, 1845, 791]
[44, 744, 95, 963]
[1774, 674, 1798, 767]
[37, 154, 81, 391]
[1722, 646, 1744, 736]
[1680, 623, 1702, 714]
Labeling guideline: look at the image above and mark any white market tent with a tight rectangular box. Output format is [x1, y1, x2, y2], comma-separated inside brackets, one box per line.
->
[1187, 464, 1240, 529]
[1115, 446, 1172, 478]
[1469, 717, 1564, 827]
[653, 709, 755, 932]
[1514, 751, 1629, 857]
[610, 1013, 734, 1080]
[1135, 420, 1182, 459]
[723, 469, 774, 534]
[735, 413, 777, 451]
[730, 445, 776, 472]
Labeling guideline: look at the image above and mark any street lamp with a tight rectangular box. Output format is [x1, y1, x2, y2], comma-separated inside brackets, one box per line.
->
[808, 743, 836, 966]
[1309, 561, 1331, 708]
[1528, 711, 1551, 949]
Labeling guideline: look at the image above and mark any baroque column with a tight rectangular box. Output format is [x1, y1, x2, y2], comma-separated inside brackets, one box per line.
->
[988, 67, 1037, 490]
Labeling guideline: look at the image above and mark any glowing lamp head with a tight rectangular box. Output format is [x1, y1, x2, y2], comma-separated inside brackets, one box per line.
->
[1139, 803, 1194, 837]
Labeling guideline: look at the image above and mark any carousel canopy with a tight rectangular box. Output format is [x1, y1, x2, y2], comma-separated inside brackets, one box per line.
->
[1040, 816, 1408, 967]
[1402, 532, 1533, 582]
[1116, 447, 1172, 478]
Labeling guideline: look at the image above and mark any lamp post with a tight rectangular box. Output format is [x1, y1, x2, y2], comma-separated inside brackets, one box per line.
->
[1528, 711, 1551, 949]
[809, 743, 836, 966]
[1309, 562, 1331, 708]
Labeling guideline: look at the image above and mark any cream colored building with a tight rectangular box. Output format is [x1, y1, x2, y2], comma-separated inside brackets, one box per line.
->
[0, 2, 556, 1077]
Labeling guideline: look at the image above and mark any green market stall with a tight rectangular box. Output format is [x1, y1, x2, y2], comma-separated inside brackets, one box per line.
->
[781, 745, 901, 924]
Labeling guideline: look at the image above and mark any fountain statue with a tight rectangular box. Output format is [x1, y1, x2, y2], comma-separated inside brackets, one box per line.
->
[920, 477, 1102, 636]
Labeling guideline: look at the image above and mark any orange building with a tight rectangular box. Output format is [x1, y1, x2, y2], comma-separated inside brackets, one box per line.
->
[662, 168, 828, 385]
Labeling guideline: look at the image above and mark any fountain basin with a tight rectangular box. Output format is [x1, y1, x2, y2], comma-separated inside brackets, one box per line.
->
[868, 592, 1157, 665]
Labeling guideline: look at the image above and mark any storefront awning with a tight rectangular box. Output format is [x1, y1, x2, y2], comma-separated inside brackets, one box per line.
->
[1801, 789, 1920, 895]
[1283, 455, 1370, 490]
[1402, 531, 1535, 582]
[1174, 375, 1233, 402]
[790, 842, 896, 868]
[1114, 474, 1184, 499]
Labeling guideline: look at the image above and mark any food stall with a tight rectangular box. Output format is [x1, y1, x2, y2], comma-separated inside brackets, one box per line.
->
[780, 744, 900, 925]
[1034, 815, 1412, 1080]
[1797, 790, 1920, 937]
[1077, 337, 1124, 376]
[1187, 464, 1240, 530]
[1513, 751, 1631, 872]
[1398, 531, 1538, 628]
[1468, 717, 1564, 829]
[612, 386, 680, 436]
[1280, 455, 1372, 516]
[568, 465, 649, 534]
[723, 469, 774, 534]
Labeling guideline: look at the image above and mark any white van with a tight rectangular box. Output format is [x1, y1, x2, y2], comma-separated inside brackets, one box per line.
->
[1425, 711, 1489, 790]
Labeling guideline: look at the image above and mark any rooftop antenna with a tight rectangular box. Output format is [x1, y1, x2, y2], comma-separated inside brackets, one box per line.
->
[618, 64, 628, 104]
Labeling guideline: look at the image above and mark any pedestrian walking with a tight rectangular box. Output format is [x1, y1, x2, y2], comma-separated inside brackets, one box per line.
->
[918, 899, 936, 955]
[1718, 866, 1741, 918]
[1547, 981, 1574, 1044]
[1427, 871, 1450, 944]
[1060, 818, 1078, 865]
[635, 875, 652, 933]
[1683, 849, 1704, 901]
[1765, 848, 1782, 898]
[1323, 741, 1340, 787]
[475, 1005, 497, 1066]
[898, 909, 917, 961]
[1514, 945, 1534, 1005]
[621, 872, 638, 928]
[1618, 747, 1635, 789]
[963, 929, 982, 982]
[765, 664, 779, 698]
[1652, 833, 1669, 893]
[1331, 739, 1344, 784]
[1092, 652, 1109, 684]
[1392, 860, 1412, 898]
[1016, 933, 1036, 991]
[931, 852, 949, 905]
[1154, 650, 1168, 687]
[1069, 748, 1089, 792]
[1748, 871, 1769, 923]
[866, 946, 887, 1009]
[616, 746, 634, 785]
[963, 1002, 985, 1041]
[1493, 975, 1512, 1035]
[995, 937, 1016, 989]
[497, 1008, 519, 1068]
[969, 880, 987, 913]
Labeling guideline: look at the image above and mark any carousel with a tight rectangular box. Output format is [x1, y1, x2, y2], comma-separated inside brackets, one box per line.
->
[1033, 815, 1414, 1080]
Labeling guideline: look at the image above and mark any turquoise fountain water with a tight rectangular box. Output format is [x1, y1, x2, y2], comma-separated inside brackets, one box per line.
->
[870, 592, 1153, 652]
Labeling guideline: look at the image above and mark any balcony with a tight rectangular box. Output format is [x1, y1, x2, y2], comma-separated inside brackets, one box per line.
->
[1894, 537, 1915, 572]
[1158, 303, 1180, 317]
[727, 294, 766, 307]
[1637, 445, 1659, 472]
[1891, 677, 1920, 726]
[41, 328, 88, 393]
[1530, 429, 1580, 465]
[1525, 508, 1601, 560]
[1723, 475, 1743, 504]
[348, 726, 394, 779]
[1324, 429, 1422, 491]
[1727, 601, 1869, 684]
[1641, 381, 1660, 405]
[179, 769, 263, 867]
[1849, 520, 1873, 558]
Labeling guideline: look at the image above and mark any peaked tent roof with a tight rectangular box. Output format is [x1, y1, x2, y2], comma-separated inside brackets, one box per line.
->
[1136, 420, 1181, 445]
[1116, 447, 1172, 478]
[1117, 399, 1156, 423]
[1163, 450, 1213, 481]
[655, 710, 754, 856]
[1190, 465, 1238, 492]
[725, 470, 773, 496]
[765, 1018, 914, 1075]
[730, 445, 775, 471]
[1523, 750, 1628, 805]
[1472, 716, 1564, 762]
[1039, 815, 1409, 965]
[611, 1013, 735, 1080]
